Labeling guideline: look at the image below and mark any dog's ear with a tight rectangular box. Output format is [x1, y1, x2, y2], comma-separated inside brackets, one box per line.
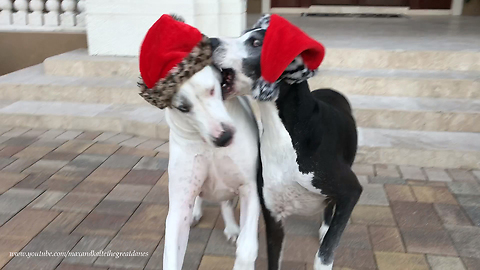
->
[252, 14, 271, 29]
[281, 57, 318, 84]
[169, 14, 185, 23]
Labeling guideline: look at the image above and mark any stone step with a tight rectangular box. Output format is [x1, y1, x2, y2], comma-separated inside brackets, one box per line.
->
[0, 100, 169, 141]
[44, 49, 480, 80]
[44, 49, 138, 79]
[2, 66, 480, 132]
[350, 95, 480, 132]
[0, 65, 144, 105]
[7, 65, 480, 104]
[357, 128, 480, 169]
[0, 99, 478, 168]
[312, 68, 480, 99]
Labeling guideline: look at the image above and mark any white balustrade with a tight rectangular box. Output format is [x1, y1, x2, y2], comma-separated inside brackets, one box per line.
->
[29, 0, 45, 26]
[13, 0, 28, 25]
[0, 0, 13, 25]
[60, 0, 76, 27]
[76, 0, 85, 27]
[45, 0, 60, 26]
[0, 0, 86, 30]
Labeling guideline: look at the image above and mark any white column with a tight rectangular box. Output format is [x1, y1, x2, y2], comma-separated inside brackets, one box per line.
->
[76, 0, 86, 27]
[452, 0, 464, 15]
[12, 0, 28, 25]
[219, 0, 246, 37]
[44, 0, 60, 26]
[194, 0, 220, 36]
[61, 0, 76, 26]
[0, 0, 13, 25]
[262, 0, 270, 14]
[85, 0, 246, 56]
[86, 0, 195, 56]
[28, 0, 45, 26]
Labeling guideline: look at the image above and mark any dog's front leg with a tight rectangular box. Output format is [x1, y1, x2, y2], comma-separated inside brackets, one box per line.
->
[234, 183, 260, 270]
[221, 200, 241, 243]
[164, 154, 207, 270]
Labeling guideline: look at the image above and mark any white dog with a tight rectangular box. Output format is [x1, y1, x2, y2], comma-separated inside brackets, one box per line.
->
[163, 66, 261, 270]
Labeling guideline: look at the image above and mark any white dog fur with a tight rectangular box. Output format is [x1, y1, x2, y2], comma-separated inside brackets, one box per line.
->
[163, 66, 261, 270]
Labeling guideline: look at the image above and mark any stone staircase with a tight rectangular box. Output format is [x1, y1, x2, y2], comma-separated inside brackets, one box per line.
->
[0, 48, 479, 168]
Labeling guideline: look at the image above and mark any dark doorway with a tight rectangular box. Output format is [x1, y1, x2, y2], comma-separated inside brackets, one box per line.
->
[271, 0, 311, 7]
[410, 0, 452, 9]
[273, 0, 451, 9]
[311, 0, 408, 6]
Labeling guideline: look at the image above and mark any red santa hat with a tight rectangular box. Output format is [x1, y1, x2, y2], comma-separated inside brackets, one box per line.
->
[252, 14, 326, 99]
[138, 14, 212, 109]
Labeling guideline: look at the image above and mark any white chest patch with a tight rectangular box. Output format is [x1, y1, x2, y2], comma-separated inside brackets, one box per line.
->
[258, 102, 326, 221]
[200, 155, 245, 202]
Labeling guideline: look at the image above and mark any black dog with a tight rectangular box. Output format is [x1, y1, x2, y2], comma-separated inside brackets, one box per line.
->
[211, 15, 362, 270]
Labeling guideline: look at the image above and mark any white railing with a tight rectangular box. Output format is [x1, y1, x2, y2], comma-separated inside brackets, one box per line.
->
[0, 0, 85, 31]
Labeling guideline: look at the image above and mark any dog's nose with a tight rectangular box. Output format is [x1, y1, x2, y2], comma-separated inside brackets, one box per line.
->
[209, 38, 221, 51]
[214, 124, 234, 147]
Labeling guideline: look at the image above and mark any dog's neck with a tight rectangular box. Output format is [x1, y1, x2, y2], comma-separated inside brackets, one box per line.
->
[165, 109, 204, 144]
[274, 81, 323, 170]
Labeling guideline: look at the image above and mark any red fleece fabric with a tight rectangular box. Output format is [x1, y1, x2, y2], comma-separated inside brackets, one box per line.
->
[261, 14, 326, 83]
[139, 14, 203, 89]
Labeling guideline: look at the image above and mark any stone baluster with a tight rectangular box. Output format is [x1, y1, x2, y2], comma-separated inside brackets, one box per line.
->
[45, 0, 61, 26]
[0, 0, 14, 25]
[29, 0, 45, 26]
[12, 0, 28, 25]
[76, 0, 85, 27]
[60, 0, 76, 27]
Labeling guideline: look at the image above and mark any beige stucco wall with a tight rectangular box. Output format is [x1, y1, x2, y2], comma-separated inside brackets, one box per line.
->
[248, 0, 262, 13]
[0, 32, 87, 76]
[463, 0, 480, 15]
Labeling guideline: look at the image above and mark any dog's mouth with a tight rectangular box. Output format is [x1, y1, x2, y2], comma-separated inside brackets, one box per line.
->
[219, 68, 236, 97]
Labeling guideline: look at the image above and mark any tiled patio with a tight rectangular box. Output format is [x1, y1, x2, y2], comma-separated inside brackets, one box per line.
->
[0, 127, 479, 270]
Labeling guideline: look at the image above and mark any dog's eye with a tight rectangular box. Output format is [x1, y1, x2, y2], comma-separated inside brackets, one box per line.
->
[176, 104, 190, 113]
[252, 39, 262, 47]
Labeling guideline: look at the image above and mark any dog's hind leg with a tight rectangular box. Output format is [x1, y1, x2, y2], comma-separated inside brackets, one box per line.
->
[261, 203, 285, 270]
[221, 200, 240, 243]
[319, 199, 334, 242]
[234, 183, 260, 270]
[257, 158, 284, 270]
[191, 196, 203, 227]
[314, 171, 362, 270]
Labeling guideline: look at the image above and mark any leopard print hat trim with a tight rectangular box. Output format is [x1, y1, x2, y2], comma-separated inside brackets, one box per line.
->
[138, 35, 212, 109]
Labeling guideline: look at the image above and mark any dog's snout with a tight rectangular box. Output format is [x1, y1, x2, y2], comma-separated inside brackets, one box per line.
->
[213, 124, 234, 147]
[209, 38, 221, 51]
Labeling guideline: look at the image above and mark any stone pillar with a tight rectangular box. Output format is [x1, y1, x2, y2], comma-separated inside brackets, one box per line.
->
[86, 0, 246, 56]
[451, 0, 464, 15]
[218, 0, 246, 37]
[261, 0, 270, 14]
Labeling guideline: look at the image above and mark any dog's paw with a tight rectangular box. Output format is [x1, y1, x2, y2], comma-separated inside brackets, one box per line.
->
[313, 251, 333, 270]
[233, 260, 255, 270]
[224, 225, 240, 244]
[190, 212, 203, 227]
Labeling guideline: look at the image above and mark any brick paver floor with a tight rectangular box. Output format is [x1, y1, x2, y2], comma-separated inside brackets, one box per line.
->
[0, 127, 479, 270]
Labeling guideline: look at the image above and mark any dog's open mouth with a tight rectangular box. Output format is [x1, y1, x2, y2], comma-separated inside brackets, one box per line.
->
[220, 68, 235, 97]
